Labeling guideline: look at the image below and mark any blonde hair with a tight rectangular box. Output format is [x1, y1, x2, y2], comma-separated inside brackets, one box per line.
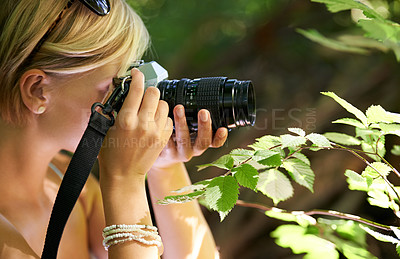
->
[0, 0, 150, 124]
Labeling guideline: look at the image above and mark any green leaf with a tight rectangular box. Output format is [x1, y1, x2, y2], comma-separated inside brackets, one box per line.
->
[306, 133, 332, 148]
[288, 127, 306, 137]
[271, 224, 339, 259]
[378, 123, 400, 138]
[333, 118, 365, 128]
[391, 226, 400, 240]
[317, 219, 378, 258]
[345, 169, 369, 191]
[322, 92, 368, 126]
[158, 190, 205, 205]
[248, 135, 281, 150]
[367, 190, 390, 208]
[362, 162, 392, 178]
[361, 139, 385, 162]
[282, 158, 315, 192]
[229, 148, 254, 163]
[197, 154, 234, 171]
[355, 128, 381, 143]
[254, 150, 282, 167]
[324, 132, 361, 146]
[257, 169, 294, 204]
[366, 105, 400, 124]
[337, 34, 389, 52]
[397, 243, 400, 257]
[280, 134, 307, 149]
[360, 225, 399, 244]
[358, 19, 400, 61]
[311, 0, 384, 20]
[232, 164, 259, 190]
[297, 28, 369, 54]
[204, 176, 239, 221]
[319, 219, 366, 244]
[172, 179, 211, 193]
[291, 152, 311, 165]
[265, 208, 316, 227]
[341, 240, 378, 259]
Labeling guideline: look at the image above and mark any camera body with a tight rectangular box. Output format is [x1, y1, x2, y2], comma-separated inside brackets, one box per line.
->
[129, 60, 169, 88]
[109, 61, 256, 131]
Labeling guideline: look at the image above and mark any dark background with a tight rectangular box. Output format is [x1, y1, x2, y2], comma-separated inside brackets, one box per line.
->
[127, 0, 400, 258]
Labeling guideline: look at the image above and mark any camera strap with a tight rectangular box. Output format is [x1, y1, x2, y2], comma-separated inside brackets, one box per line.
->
[41, 110, 113, 259]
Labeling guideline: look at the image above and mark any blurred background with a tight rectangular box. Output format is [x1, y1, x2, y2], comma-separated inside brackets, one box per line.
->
[126, 0, 400, 258]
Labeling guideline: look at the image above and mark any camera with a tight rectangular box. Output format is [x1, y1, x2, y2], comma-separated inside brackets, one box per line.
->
[106, 61, 256, 132]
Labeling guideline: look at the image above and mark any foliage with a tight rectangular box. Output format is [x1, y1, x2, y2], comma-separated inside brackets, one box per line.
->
[125, 0, 284, 68]
[128, 0, 400, 257]
[159, 91, 400, 258]
[300, 0, 400, 61]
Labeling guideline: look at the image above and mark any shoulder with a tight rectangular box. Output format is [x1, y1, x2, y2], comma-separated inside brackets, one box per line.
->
[0, 214, 39, 259]
[48, 151, 102, 217]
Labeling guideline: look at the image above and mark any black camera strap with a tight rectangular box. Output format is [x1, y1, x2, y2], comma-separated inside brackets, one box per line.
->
[41, 110, 113, 259]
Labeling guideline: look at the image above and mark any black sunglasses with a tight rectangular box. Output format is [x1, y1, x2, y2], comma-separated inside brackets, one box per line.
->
[25, 0, 110, 65]
[79, 0, 110, 16]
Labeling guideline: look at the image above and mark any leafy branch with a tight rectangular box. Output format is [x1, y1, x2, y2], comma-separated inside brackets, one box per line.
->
[159, 91, 400, 258]
[235, 199, 393, 232]
[299, 0, 400, 61]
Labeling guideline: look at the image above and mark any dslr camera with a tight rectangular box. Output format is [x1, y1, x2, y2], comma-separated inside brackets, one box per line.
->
[103, 61, 256, 132]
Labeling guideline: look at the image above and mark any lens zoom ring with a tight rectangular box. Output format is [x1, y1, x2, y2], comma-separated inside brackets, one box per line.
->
[196, 77, 225, 129]
[176, 79, 186, 105]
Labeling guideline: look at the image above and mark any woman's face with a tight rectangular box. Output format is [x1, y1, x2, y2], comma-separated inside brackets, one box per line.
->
[39, 62, 120, 151]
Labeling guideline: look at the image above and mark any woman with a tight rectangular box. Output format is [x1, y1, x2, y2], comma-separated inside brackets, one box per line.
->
[0, 0, 227, 258]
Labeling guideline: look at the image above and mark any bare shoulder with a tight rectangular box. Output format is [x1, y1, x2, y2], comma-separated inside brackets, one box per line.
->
[49, 151, 102, 216]
[49, 151, 106, 258]
[0, 214, 39, 259]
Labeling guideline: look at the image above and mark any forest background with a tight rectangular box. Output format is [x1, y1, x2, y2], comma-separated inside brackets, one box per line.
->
[126, 0, 400, 258]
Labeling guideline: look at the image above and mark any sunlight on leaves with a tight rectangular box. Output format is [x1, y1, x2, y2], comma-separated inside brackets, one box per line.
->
[257, 169, 294, 204]
[204, 176, 239, 221]
[306, 133, 332, 148]
[282, 158, 315, 192]
[232, 164, 259, 190]
[322, 92, 368, 126]
[271, 224, 339, 259]
[324, 132, 361, 145]
[333, 118, 365, 128]
[197, 154, 234, 171]
[297, 29, 370, 54]
[280, 134, 307, 149]
[158, 190, 205, 205]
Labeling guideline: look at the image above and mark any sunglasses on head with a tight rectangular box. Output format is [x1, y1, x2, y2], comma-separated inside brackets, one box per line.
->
[25, 0, 110, 65]
[79, 0, 110, 16]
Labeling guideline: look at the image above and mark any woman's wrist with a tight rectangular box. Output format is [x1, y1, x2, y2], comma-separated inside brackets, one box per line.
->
[149, 161, 184, 175]
[99, 165, 147, 187]
[147, 162, 191, 197]
[100, 169, 151, 225]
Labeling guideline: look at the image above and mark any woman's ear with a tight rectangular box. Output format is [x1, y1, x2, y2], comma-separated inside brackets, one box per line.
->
[19, 69, 51, 115]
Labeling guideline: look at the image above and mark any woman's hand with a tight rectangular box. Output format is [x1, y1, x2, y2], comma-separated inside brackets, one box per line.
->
[151, 105, 228, 170]
[98, 68, 173, 180]
[98, 69, 169, 257]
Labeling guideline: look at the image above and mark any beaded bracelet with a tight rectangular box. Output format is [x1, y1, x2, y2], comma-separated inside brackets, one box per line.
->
[102, 224, 163, 255]
[103, 224, 158, 234]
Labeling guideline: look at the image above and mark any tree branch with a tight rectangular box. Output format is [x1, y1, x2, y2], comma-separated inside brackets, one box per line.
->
[235, 199, 393, 232]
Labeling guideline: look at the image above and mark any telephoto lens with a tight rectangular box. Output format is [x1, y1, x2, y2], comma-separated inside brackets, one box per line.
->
[112, 76, 256, 132]
[157, 77, 256, 131]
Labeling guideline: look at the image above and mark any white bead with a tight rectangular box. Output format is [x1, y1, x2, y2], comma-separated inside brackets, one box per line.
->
[102, 224, 163, 252]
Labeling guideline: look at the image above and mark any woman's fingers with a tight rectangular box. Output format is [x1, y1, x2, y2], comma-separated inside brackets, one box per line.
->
[121, 68, 145, 114]
[173, 105, 193, 161]
[212, 127, 228, 148]
[154, 100, 169, 127]
[193, 109, 213, 156]
[138, 87, 161, 123]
